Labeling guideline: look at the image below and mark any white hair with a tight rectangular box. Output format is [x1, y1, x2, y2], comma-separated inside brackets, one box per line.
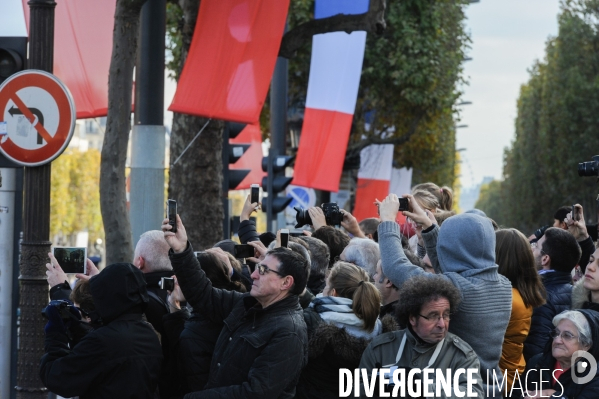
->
[341, 238, 380, 278]
[134, 230, 172, 273]
[553, 310, 592, 349]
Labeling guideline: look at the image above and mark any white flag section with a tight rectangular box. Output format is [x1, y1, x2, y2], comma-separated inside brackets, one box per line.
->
[292, 0, 369, 192]
[357, 144, 394, 180]
[305, 31, 367, 114]
[353, 144, 394, 221]
[1, 0, 27, 36]
[390, 167, 414, 197]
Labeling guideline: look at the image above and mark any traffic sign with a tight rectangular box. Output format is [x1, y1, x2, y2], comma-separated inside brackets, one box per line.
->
[0, 70, 75, 166]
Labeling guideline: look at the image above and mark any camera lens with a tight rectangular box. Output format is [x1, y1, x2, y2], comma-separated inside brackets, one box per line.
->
[578, 161, 599, 177]
[294, 206, 312, 228]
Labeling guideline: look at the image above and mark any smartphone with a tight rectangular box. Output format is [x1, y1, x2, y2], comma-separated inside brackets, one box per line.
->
[572, 204, 581, 221]
[159, 277, 175, 291]
[280, 229, 289, 248]
[167, 199, 177, 233]
[250, 184, 260, 204]
[234, 244, 255, 259]
[398, 197, 409, 212]
[53, 247, 87, 274]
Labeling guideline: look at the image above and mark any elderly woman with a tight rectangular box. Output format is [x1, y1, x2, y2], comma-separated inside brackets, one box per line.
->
[523, 309, 599, 398]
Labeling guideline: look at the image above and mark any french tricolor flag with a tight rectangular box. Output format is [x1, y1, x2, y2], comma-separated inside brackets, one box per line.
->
[353, 144, 394, 221]
[292, 0, 369, 192]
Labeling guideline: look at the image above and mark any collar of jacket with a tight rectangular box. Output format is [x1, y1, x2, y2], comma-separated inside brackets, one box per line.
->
[406, 324, 440, 353]
[242, 294, 300, 315]
[541, 271, 573, 286]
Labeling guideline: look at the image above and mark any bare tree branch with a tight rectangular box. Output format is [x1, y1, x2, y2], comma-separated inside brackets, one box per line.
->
[346, 110, 426, 157]
[279, 0, 386, 58]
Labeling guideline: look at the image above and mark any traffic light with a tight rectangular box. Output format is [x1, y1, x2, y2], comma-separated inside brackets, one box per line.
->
[0, 36, 27, 84]
[261, 155, 294, 214]
[222, 122, 251, 238]
[223, 122, 251, 190]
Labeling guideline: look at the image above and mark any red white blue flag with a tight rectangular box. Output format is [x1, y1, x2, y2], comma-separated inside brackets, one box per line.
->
[293, 0, 369, 192]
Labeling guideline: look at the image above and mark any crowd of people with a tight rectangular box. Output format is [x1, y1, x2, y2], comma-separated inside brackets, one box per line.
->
[38, 181, 599, 399]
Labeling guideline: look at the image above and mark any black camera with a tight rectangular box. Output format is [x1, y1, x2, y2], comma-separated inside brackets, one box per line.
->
[578, 155, 599, 177]
[294, 202, 344, 228]
[41, 300, 76, 321]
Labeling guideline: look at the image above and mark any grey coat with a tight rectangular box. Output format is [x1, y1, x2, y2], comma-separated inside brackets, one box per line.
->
[378, 215, 512, 398]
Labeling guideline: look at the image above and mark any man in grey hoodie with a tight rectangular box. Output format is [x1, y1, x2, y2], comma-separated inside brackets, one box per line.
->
[377, 194, 512, 398]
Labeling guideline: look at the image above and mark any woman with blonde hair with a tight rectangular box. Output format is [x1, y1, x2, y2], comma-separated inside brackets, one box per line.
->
[296, 261, 395, 399]
[495, 228, 546, 397]
[412, 181, 454, 211]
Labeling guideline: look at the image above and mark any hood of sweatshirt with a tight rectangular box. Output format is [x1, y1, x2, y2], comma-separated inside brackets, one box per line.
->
[89, 262, 149, 323]
[437, 213, 498, 278]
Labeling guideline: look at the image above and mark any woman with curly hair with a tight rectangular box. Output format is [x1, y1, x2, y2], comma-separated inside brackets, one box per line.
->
[296, 261, 395, 399]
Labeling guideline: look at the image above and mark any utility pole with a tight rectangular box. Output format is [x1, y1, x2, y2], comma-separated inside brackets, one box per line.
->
[15, 0, 55, 397]
[130, 0, 166, 247]
[268, 56, 288, 231]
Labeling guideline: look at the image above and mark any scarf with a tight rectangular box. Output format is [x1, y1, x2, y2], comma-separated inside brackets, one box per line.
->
[310, 295, 381, 338]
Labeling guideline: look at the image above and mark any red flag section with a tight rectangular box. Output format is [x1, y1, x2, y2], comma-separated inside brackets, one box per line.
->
[169, 0, 290, 124]
[230, 124, 265, 190]
[21, 0, 115, 119]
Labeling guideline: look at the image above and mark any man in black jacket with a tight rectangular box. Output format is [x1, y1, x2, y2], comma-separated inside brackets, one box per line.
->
[524, 227, 581, 362]
[40, 263, 162, 398]
[163, 215, 309, 398]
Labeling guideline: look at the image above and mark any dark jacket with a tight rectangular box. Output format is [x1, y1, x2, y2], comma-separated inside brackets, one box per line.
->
[523, 309, 599, 399]
[40, 263, 163, 399]
[238, 219, 260, 244]
[170, 310, 224, 393]
[524, 271, 573, 362]
[295, 311, 396, 399]
[169, 243, 308, 399]
[143, 270, 173, 336]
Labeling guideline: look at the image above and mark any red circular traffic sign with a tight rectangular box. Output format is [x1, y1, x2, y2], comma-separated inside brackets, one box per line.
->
[0, 70, 76, 166]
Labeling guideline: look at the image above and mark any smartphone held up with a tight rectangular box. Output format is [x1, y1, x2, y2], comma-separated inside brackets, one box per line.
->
[167, 199, 177, 233]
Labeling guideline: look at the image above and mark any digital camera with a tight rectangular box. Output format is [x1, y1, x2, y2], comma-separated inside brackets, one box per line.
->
[294, 202, 344, 228]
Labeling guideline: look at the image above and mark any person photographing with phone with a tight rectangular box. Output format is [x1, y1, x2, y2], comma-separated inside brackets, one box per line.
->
[162, 214, 310, 398]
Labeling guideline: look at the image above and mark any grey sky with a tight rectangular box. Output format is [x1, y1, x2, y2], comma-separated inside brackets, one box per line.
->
[458, 0, 560, 188]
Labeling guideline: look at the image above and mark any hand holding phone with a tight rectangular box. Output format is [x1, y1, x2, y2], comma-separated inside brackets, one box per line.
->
[234, 244, 255, 259]
[167, 199, 177, 233]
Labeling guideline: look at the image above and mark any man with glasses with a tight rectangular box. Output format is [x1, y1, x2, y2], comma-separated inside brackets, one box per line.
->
[359, 275, 483, 398]
[524, 227, 582, 362]
[162, 215, 310, 398]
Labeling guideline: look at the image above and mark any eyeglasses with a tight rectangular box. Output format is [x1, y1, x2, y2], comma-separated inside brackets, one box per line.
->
[256, 263, 285, 277]
[551, 329, 579, 342]
[419, 313, 451, 323]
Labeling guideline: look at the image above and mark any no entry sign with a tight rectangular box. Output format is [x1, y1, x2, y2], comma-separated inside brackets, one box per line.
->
[0, 70, 75, 166]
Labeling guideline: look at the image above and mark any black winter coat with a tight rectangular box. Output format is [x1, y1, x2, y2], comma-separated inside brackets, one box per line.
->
[175, 310, 223, 393]
[40, 263, 163, 399]
[169, 243, 308, 399]
[523, 309, 599, 399]
[524, 271, 573, 362]
[295, 310, 397, 399]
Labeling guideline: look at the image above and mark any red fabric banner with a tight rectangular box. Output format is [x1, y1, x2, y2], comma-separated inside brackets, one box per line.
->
[292, 107, 353, 191]
[21, 0, 115, 119]
[169, 0, 289, 124]
[353, 178, 389, 222]
[230, 124, 265, 190]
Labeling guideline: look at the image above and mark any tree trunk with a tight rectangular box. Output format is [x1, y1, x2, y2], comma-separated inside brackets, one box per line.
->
[100, 0, 146, 265]
[168, 0, 224, 249]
